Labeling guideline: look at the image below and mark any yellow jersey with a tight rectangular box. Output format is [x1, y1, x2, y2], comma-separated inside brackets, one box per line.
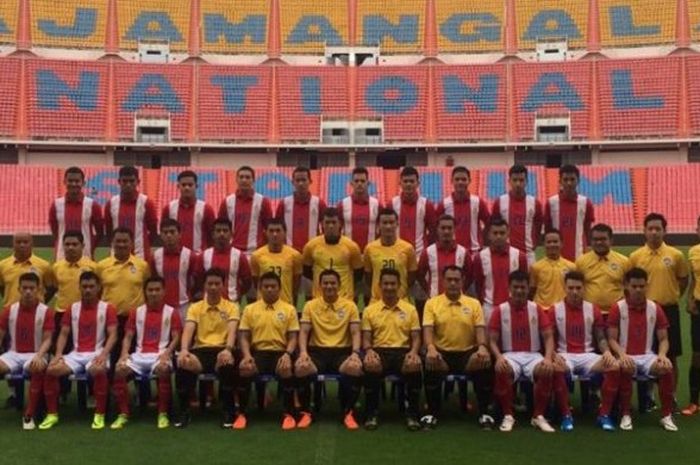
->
[186, 298, 240, 348]
[689, 244, 700, 300]
[302, 235, 363, 300]
[362, 299, 420, 349]
[363, 238, 418, 303]
[530, 256, 576, 308]
[53, 256, 97, 312]
[575, 250, 630, 313]
[0, 254, 55, 306]
[423, 294, 484, 351]
[629, 243, 688, 306]
[251, 245, 302, 304]
[96, 254, 151, 315]
[240, 299, 300, 351]
[301, 296, 360, 348]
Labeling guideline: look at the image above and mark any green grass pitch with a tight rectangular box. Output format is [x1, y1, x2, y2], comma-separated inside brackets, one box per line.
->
[0, 247, 698, 465]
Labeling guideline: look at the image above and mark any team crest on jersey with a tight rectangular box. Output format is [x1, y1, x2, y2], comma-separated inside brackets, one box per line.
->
[662, 257, 673, 268]
[130, 265, 137, 274]
[609, 263, 620, 272]
[219, 312, 228, 321]
[462, 307, 471, 315]
[337, 309, 346, 319]
[398, 311, 406, 321]
[277, 312, 286, 322]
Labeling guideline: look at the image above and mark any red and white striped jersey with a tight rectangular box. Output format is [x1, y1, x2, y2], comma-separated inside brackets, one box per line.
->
[436, 194, 490, 253]
[63, 300, 118, 353]
[276, 194, 326, 252]
[544, 194, 595, 261]
[418, 243, 469, 298]
[489, 300, 550, 353]
[219, 191, 273, 256]
[128, 304, 182, 354]
[553, 300, 605, 354]
[201, 246, 250, 302]
[105, 193, 158, 259]
[391, 194, 436, 257]
[162, 199, 215, 253]
[337, 195, 380, 251]
[473, 247, 528, 319]
[492, 193, 542, 262]
[608, 299, 669, 356]
[50, 195, 103, 260]
[1, 303, 52, 353]
[149, 247, 199, 308]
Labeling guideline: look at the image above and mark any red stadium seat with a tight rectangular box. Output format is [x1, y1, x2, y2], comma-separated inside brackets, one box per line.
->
[0, 166, 57, 234]
[0, 58, 19, 137]
[647, 165, 700, 233]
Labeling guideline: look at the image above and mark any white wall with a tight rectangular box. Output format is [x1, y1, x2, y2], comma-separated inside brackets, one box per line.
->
[193, 151, 277, 168]
[592, 148, 686, 166]
[23, 151, 111, 166]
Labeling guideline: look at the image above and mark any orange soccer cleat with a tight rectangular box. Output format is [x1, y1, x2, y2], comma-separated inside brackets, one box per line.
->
[681, 403, 699, 416]
[343, 411, 359, 430]
[281, 414, 297, 431]
[232, 414, 248, 430]
[297, 412, 313, 429]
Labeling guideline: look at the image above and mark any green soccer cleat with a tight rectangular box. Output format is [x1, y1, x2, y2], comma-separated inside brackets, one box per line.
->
[38, 414, 59, 430]
[91, 414, 105, 430]
[110, 414, 129, 430]
[157, 413, 170, 429]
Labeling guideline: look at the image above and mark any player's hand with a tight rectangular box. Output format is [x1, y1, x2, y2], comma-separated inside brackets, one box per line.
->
[117, 356, 129, 368]
[217, 349, 234, 367]
[277, 353, 292, 372]
[405, 351, 421, 368]
[495, 356, 510, 374]
[93, 354, 107, 368]
[619, 354, 635, 372]
[656, 355, 673, 372]
[177, 350, 191, 367]
[540, 358, 555, 376]
[29, 355, 47, 372]
[158, 352, 172, 366]
[553, 354, 567, 372]
[425, 346, 442, 371]
[49, 355, 63, 367]
[601, 350, 617, 369]
[475, 346, 491, 369]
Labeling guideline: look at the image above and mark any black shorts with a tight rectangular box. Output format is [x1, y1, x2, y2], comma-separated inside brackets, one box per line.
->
[374, 348, 409, 376]
[191, 347, 224, 374]
[253, 350, 286, 375]
[661, 305, 682, 357]
[691, 303, 700, 353]
[440, 347, 479, 374]
[309, 347, 352, 374]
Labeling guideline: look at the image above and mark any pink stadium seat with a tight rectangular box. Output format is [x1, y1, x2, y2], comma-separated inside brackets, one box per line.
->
[0, 166, 57, 234]
[578, 166, 636, 233]
[647, 165, 700, 233]
[0, 58, 19, 137]
[686, 56, 700, 135]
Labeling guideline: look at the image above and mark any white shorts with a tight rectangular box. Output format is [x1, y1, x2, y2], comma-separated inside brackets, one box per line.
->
[631, 354, 658, 378]
[504, 352, 544, 382]
[126, 352, 171, 376]
[560, 352, 601, 377]
[63, 351, 109, 374]
[0, 351, 40, 374]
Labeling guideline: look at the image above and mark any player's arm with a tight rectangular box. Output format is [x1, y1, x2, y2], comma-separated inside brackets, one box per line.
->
[594, 325, 615, 366]
[416, 251, 429, 294]
[656, 328, 671, 365]
[677, 257, 690, 298]
[145, 200, 159, 244]
[489, 328, 509, 373]
[119, 328, 135, 362]
[217, 319, 238, 366]
[349, 322, 361, 353]
[166, 327, 181, 359]
[606, 325, 635, 372]
[363, 251, 373, 294]
[249, 255, 260, 290]
[179, 321, 196, 355]
[298, 322, 311, 356]
[528, 267, 538, 300]
[53, 324, 71, 360]
[541, 327, 555, 364]
[292, 261, 302, 305]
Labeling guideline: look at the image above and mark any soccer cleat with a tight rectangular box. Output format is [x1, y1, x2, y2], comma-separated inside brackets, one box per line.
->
[343, 411, 359, 430]
[364, 416, 379, 431]
[91, 414, 105, 430]
[597, 415, 615, 432]
[38, 414, 59, 430]
[221, 412, 234, 429]
[22, 416, 35, 431]
[232, 414, 247, 430]
[297, 412, 313, 429]
[660, 415, 679, 432]
[681, 403, 699, 416]
[619, 415, 633, 431]
[157, 413, 170, 429]
[281, 414, 296, 431]
[478, 414, 495, 431]
[560, 415, 574, 432]
[110, 414, 128, 430]
[420, 415, 438, 430]
[173, 412, 191, 429]
[499, 415, 516, 432]
[406, 417, 421, 432]
[530, 415, 555, 433]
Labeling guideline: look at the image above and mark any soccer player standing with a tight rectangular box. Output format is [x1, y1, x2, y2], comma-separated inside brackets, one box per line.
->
[362, 269, 422, 431]
[0, 273, 54, 429]
[49, 166, 103, 260]
[544, 165, 594, 261]
[489, 271, 556, 433]
[390, 166, 436, 258]
[417, 215, 470, 299]
[436, 166, 490, 254]
[218, 166, 273, 257]
[530, 229, 576, 308]
[607, 268, 678, 432]
[161, 170, 216, 253]
[276, 167, 327, 253]
[684, 215, 700, 415]
[201, 218, 252, 302]
[491, 165, 543, 266]
[364, 208, 418, 303]
[336, 167, 380, 251]
[104, 165, 158, 260]
[423, 266, 493, 429]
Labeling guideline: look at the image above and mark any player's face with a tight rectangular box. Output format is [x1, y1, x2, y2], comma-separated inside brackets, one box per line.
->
[509, 173, 527, 197]
[560, 173, 578, 196]
[266, 224, 286, 245]
[443, 270, 463, 296]
[400, 175, 419, 195]
[380, 275, 399, 300]
[118, 175, 139, 196]
[112, 232, 133, 257]
[543, 233, 561, 257]
[351, 174, 368, 196]
[213, 224, 232, 247]
[237, 170, 254, 191]
[320, 275, 339, 301]
[260, 278, 281, 303]
[204, 276, 224, 300]
[161, 226, 180, 248]
[18, 279, 38, 305]
[322, 216, 341, 239]
[293, 172, 310, 194]
[145, 282, 165, 306]
[591, 230, 611, 255]
[63, 236, 84, 260]
[564, 279, 584, 306]
[177, 176, 197, 199]
[452, 172, 470, 194]
[80, 278, 101, 302]
[378, 214, 397, 238]
[508, 279, 529, 304]
[644, 220, 665, 246]
[488, 225, 509, 248]
[437, 219, 455, 243]
[64, 172, 85, 195]
[625, 278, 647, 304]
[13, 234, 32, 257]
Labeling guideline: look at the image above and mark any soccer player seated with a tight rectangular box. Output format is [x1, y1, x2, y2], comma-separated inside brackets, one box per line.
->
[361, 269, 422, 431]
[41, 271, 118, 430]
[607, 267, 678, 432]
[423, 266, 494, 430]
[550, 271, 620, 432]
[489, 271, 556, 433]
[0, 273, 54, 430]
[295, 269, 363, 430]
[237, 271, 300, 430]
[174, 269, 239, 429]
[111, 277, 182, 429]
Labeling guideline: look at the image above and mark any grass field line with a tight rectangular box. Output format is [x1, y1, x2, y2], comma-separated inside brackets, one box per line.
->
[313, 421, 338, 465]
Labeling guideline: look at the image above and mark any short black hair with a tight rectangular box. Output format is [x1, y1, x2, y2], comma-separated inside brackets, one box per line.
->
[508, 270, 529, 284]
[351, 167, 369, 178]
[237, 166, 255, 179]
[442, 265, 464, 277]
[379, 268, 401, 284]
[488, 217, 509, 229]
[204, 268, 226, 283]
[213, 217, 232, 230]
[292, 166, 311, 179]
[543, 228, 561, 238]
[177, 170, 198, 183]
[378, 208, 398, 220]
[624, 267, 648, 283]
[322, 207, 340, 219]
[79, 270, 100, 284]
[590, 223, 613, 238]
[509, 164, 528, 177]
[64, 166, 85, 180]
[118, 165, 139, 179]
[112, 227, 134, 240]
[400, 166, 419, 180]
[18, 272, 40, 286]
[451, 166, 470, 179]
[564, 270, 585, 284]
[559, 164, 580, 179]
[160, 218, 181, 233]
[259, 271, 282, 287]
[644, 212, 667, 229]
[437, 214, 455, 225]
[143, 276, 166, 291]
[319, 269, 341, 284]
[265, 217, 287, 231]
[63, 230, 84, 244]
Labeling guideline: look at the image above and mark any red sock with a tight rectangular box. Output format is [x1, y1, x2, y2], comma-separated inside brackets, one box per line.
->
[494, 372, 514, 416]
[113, 377, 130, 416]
[157, 375, 171, 414]
[25, 373, 45, 418]
[533, 375, 553, 417]
[599, 370, 620, 416]
[92, 372, 108, 415]
[619, 372, 634, 416]
[44, 375, 59, 414]
[553, 372, 570, 416]
[658, 372, 674, 417]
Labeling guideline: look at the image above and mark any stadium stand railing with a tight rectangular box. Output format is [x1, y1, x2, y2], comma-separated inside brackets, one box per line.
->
[31, 0, 108, 49]
[201, 0, 268, 54]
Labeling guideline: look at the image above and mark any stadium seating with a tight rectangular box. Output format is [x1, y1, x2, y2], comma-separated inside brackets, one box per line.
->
[357, 0, 424, 53]
[356, 66, 427, 141]
[515, 0, 588, 50]
[26, 59, 109, 139]
[31, 0, 108, 49]
[280, 0, 349, 54]
[0, 166, 56, 234]
[435, 0, 504, 54]
[647, 165, 700, 232]
[277, 66, 349, 142]
[201, 0, 268, 54]
[117, 0, 191, 52]
[513, 61, 591, 141]
[690, 0, 700, 44]
[578, 166, 636, 233]
[599, 0, 676, 48]
[0, 58, 19, 137]
[0, 0, 18, 45]
[686, 55, 700, 135]
[197, 65, 270, 142]
[597, 57, 680, 138]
